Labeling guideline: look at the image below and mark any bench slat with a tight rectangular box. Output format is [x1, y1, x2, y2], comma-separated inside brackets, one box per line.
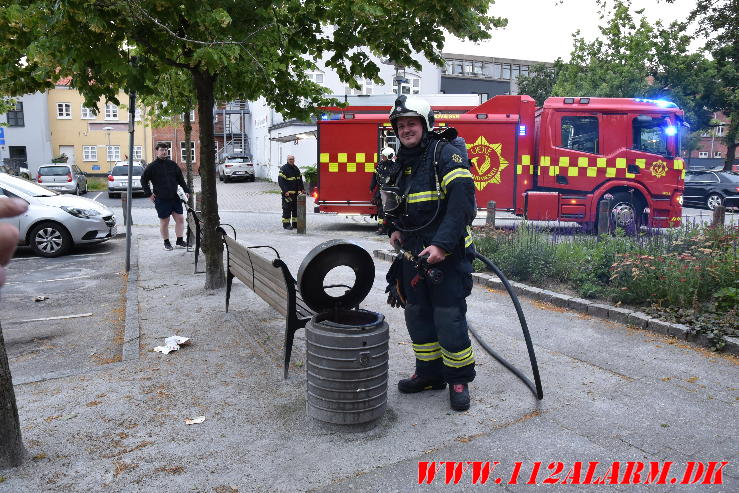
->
[229, 254, 286, 290]
[229, 264, 289, 317]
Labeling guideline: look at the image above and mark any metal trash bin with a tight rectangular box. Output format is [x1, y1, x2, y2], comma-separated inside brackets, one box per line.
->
[298, 240, 389, 430]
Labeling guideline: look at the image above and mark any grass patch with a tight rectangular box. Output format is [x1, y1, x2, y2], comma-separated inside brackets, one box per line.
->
[87, 176, 108, 191]
[474, 223, 738, 350]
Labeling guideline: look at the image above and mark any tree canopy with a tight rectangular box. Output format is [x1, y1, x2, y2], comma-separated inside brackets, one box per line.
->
[0, 0, 505, 287]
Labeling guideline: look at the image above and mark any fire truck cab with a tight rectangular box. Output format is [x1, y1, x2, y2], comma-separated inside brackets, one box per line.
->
[315, 95, 685, 229]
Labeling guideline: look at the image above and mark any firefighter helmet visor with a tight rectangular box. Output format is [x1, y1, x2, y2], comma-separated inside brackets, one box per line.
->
[381, 147, 395, 159]
[380, 188, 403, 214]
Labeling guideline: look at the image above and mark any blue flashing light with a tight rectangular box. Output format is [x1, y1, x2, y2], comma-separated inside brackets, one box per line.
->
[664, 125, 678, 136]
[633, 98, 677, 108]
[519, 124, 527, 136]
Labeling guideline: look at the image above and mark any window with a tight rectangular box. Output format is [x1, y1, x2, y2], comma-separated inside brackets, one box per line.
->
[492, 63, 502, 79]
[346, 78, 375, 96]
[443, 61, 453, 74]
[105, 103, 118, 120]
[57, 102, 71, 119]
[480, 93, 489, 101]
[482, 63, 493, 77]
[521, 65, 530, 77]
[156, 141, 172, 158]
[700, 130, 711, 137]
[80, 105, 96, 119]
[632, 117, 669, 156]
[394, 73, 420, 95]
[6, 102, 24, 126]
[512, 64, 520, 79]
[307, 71, 324, 84]
[133, 145, 143, 160]
[189, 110, 195, 122]
[464, 60, 473, 75]
[698, 151, 709, 158]
[82, 146, 97, 161]
[502, 64, 511, 79]
[454, 61, 464, 75]
[714, 151, 722, 158]
[107, 145, 121, 162]
[715, 125, 724, 136]
[561, 116, 599, 154]
[134, 107, 143, 121]
[473, 61, 483, 76]
[180, 141, 195, 162]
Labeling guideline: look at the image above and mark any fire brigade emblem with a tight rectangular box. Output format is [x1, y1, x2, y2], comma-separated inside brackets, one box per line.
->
[650, 159, 667, 179]
[466, 136, 508, 191]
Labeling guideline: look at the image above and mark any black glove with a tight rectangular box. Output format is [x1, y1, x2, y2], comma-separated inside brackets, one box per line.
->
[385, 279, 406, 308]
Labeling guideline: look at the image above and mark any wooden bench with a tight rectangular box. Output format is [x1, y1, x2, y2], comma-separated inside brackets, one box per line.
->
[185, 207, 204, 274]
[222, 232, 316, 378]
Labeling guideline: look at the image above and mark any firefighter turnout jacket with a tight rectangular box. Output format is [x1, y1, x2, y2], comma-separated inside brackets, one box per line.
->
[278, 163, 305, 195]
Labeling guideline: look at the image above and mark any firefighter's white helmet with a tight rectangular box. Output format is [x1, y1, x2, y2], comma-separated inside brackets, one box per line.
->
[381, 147, 395, 159]
[389, 95, 434, 131]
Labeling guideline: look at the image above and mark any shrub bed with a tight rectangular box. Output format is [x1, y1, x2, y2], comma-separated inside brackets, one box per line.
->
[473, 223, 738, 350]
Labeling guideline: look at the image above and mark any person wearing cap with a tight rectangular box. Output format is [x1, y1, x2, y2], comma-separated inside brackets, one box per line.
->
[278, 155, 305, 230]
[370, 147, 395, 235]
[383, 95, 477, 411]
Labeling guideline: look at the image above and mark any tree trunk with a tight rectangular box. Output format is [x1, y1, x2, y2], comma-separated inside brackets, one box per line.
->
[183, 109, 194, 211]
[192, 69, 225, 289]
[723, 111, 738, 172]
[0, 322, 26, 468]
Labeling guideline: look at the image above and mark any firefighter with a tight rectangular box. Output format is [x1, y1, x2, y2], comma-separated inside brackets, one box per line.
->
[278, 155, 305, 229]
[370, 147, 395, 235]
[384, 95, 477, 411]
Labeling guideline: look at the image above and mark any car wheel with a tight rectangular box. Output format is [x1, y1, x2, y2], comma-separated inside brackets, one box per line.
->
[224, 175, 230, 183]
[706, 193, 723, 210]
[609, 192, 645, 231]
[219, 171, 223, 182]
[29, 221, 72, 257]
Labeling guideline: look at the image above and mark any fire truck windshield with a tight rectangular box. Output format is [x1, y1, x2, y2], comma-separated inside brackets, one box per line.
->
[632, 115, 678, 157]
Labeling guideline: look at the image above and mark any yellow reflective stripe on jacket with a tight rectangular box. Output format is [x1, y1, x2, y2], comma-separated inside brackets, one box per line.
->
[407, 191, 440, 204]
[441, 168, 473, 193]
[413, 342, 442, 361]
[441, 346, 475, 368]
[464, 225, 473, 248]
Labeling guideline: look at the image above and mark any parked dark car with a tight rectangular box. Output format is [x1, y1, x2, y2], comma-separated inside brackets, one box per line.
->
[683, 170, 739, 210]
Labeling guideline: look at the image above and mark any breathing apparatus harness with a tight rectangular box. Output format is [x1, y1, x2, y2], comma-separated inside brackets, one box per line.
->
[384, 128, 544, 400]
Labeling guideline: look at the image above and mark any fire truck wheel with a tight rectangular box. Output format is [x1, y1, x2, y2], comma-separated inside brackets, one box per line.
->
[609, 192, 645, 230]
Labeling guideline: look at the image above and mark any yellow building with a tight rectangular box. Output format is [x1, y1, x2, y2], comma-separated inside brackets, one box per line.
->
[47, 79, 153, 175]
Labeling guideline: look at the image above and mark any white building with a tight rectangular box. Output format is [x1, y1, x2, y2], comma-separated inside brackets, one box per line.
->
[247, 53, 447, 181]
[0, 92, 53, 173]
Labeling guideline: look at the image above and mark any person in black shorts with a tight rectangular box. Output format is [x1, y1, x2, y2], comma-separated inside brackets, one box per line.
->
[141, 143, 191, 251]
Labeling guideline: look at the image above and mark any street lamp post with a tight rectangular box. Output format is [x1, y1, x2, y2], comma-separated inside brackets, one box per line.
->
[103, 126, 113, 173]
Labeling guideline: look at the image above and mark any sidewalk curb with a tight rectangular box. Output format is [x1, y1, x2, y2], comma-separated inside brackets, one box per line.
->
[122, 234, 140, 361]
[373, 249, 739, 356]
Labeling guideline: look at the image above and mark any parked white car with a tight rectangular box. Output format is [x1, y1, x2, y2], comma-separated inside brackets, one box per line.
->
[37, 163, 88, 195]
[0, 174, 116, 257]
[108, 163, 145, 198]
[217, 156, 255, 182]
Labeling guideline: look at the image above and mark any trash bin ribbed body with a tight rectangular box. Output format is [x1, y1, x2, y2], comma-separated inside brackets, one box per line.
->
[306, 309, 389, 429]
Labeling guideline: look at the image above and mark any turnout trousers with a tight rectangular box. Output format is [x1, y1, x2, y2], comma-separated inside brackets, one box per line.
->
[401, 255, 476, 384]
[281, 193, 298, 228]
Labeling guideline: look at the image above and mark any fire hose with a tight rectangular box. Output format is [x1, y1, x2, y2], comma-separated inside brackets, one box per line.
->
[394, 244, 543, 400]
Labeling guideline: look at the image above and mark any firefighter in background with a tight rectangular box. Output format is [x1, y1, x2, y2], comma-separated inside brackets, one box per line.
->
[370, 147, 395, 235]
[384, 95, 477, 411]
[278, 155, 305, 230]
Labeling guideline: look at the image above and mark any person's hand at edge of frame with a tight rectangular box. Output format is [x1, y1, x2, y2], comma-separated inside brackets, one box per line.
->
[0, 197, 29, 287]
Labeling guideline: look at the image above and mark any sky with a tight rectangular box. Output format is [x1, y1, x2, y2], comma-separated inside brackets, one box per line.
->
[443, 0, 698, 63]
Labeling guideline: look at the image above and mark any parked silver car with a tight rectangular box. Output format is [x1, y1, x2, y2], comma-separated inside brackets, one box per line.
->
[108, 163, 145, 198]
[37, 163, 88, 195]
[217, 156, 255, 182]
[0, 174, 116, 257]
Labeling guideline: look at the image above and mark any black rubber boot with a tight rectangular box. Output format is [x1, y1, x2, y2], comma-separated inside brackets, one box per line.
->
[398, 374, 446, 394]
[449, 383, 470, 411]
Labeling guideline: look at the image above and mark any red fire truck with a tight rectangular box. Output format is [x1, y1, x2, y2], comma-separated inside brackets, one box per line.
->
[314, 95, 686, 228]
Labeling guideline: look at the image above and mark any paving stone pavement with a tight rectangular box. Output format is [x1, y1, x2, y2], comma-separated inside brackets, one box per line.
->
[2, 177, 737, 492]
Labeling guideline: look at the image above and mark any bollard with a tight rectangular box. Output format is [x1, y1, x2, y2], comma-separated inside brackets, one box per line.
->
[296, 193, 306, 234]
[121, 194, 127, 226]
[597, 200, 610, 235]
[486, 200, 496, 228]
[712, 205, 726, 227]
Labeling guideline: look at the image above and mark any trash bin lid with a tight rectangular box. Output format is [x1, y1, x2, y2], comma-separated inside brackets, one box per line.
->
[297, 239, 375, 313]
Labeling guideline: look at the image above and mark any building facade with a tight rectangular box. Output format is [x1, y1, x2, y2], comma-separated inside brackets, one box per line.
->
[440, 53, 552, 100]
[688, 112, 732, 170]
[46, 79, 153, 176]
[151, 110, 201, 173]
[0, 92, 54, 174]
